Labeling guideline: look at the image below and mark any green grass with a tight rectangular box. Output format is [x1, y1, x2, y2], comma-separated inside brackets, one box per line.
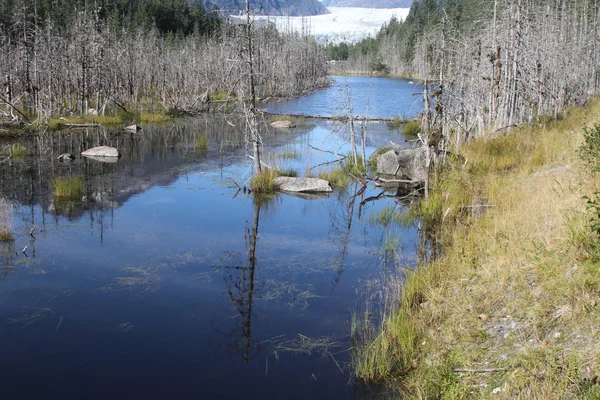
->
[318, 167, 349, 188]
[48, 111, 170, 130]
[391, 116, 404, 128]
[251, 169, 279, 194]
[53, 176, 84, 200]
[279, 168, 298, 177]
[0, 197, 13, 241]
[369, 206, 396, 226]
[316, 153, 367, 188]
[11, 143, 27, 158]
[402, 120, 421, 140]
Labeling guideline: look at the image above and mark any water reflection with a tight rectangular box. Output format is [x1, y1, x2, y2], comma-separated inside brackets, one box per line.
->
[216, 197, 263, 362]
[0, 112, 421, 398]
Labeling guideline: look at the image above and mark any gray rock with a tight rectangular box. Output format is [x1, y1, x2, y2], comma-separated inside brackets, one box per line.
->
[376, 145, 427, 182]
[279, 191, 331, 200]
[57, 153, 75, 162]
[81, 146, 120, 158]
[270, 120, 296, 129]
[82, 155, 119, 163]
[274, 177, 333, 193]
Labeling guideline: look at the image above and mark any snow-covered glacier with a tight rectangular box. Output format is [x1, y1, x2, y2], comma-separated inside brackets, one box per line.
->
[235, 7, 410, 44]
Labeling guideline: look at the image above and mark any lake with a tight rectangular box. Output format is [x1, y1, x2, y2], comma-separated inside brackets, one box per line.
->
[0, 76, 422, 399]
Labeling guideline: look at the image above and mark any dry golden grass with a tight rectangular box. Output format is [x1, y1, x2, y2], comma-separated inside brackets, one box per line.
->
[353, 101, 600, 398]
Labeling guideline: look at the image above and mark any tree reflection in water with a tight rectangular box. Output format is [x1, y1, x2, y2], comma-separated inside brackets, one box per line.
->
[215, 197, 264, 362]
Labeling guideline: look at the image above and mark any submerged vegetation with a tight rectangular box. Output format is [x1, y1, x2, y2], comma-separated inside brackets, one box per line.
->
[353, 101, 600, 397]
[53, 177, 84, 200]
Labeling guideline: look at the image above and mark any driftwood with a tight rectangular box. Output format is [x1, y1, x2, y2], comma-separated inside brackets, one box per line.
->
[65, 123, 104, 129]
[247, 155, 281, 171]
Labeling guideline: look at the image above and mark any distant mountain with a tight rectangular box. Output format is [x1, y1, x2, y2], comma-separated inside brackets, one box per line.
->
[200, 0, 330, 16]
[321, 0, 413, 8]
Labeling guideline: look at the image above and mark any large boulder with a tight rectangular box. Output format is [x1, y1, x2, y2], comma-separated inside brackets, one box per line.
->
[375, 145, 427, 182]
[81, 146, 120, 158]
[274, 177, 333, 193]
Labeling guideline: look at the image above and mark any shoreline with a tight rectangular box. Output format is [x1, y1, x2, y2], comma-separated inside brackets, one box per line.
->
[353, 100, 600, 397]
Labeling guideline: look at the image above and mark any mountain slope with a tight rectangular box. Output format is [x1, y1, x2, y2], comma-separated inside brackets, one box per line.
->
[321, 0, 413, 8]
[201, 0, 330, 16]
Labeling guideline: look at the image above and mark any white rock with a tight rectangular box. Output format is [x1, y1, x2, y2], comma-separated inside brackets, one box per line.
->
[81, 146, 120, 158]
[274, 177, 332, 193]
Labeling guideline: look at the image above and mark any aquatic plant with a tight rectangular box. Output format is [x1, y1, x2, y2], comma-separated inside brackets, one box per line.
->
[369, 206, 396, 226]
[0, 197, 14, 241]
[279, 150, 300, 160]
[53, 176, 84, 200]
[251, 168, 278, 194]
[391, 116, 404, 129]
[279, 168, 298, 177]
[318, 167, 349, 188]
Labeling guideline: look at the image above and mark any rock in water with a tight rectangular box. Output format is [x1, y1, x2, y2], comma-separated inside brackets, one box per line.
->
[270, 120, 296, 129]
[375, 146, 427, 182]
[81, 146, 120, 158]
[274, 177, 333, 193]
[124, 124, 142, 132]
[82, 155, 119, 163]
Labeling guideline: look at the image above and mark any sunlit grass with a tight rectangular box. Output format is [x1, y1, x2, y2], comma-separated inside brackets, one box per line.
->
[353, 100, 600, 397]
[53, 176, 84, 200]
[318, 167, 349, 188]
[251, 168, 279, 194]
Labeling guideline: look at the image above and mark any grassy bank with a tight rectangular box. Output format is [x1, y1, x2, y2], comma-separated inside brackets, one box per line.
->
[353, 101, 600, 398]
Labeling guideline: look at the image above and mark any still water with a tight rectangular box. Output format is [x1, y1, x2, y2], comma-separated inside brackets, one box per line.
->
[0, 77, 421, 399]
[265, 75, 423, 119]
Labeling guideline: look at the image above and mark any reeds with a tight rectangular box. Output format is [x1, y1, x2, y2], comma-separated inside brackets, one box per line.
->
[251, 168, 279, 194]
[53, 176, 84, 200]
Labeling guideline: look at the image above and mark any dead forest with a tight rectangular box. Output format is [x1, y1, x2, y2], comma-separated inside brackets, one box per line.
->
[341, 0, 600, 148]
[0, 2, 329, 122]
